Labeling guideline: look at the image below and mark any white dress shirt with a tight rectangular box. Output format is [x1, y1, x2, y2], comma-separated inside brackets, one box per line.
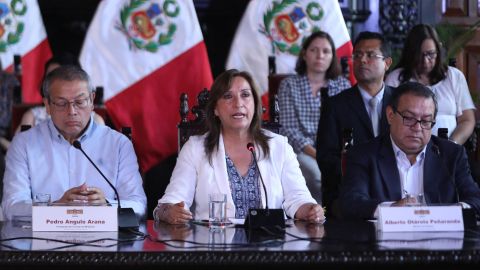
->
[1, 117, 147, 220]
[391, 137, 426, 198]
[358, 84, 385, 125]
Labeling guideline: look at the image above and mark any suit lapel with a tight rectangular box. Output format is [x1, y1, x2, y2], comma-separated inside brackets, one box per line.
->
[423, 141, 443, 204]
[347, 86, 373, 136]
[378, 137, 402, 200]
[380, 86, 392, 134]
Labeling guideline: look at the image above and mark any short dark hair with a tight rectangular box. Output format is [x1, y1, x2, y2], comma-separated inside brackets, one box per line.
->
[204, 69, 270, 162]
[295, 31, 341, 78]
[389, 81, 438, 118]
[353, 31, 391, 57]
[42, 65, 94, 99]
[395, 24, 447, 84]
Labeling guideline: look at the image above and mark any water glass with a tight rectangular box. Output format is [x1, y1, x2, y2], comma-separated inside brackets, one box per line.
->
[34, 193, 51, 205]
[208, 193, 227, 228]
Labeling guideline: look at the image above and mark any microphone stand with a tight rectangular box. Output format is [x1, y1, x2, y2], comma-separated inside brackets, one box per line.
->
[73, 140, 139, 230]
[244, 143, 285, 236]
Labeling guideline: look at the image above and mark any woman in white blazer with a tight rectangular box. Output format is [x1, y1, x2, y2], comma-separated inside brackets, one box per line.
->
[154, 69, 325, 224]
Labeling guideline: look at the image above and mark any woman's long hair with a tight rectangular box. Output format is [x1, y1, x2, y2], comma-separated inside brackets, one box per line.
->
[204, 69, 270, 163]
[395, 24, 447, 84]
[295, 31, 341, 79]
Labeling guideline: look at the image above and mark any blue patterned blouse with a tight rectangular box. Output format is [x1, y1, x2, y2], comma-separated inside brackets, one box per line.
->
[226, 155, 262, 218]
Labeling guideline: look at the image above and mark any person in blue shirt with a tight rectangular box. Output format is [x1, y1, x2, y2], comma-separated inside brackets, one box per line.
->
[1, 65, 146, 220]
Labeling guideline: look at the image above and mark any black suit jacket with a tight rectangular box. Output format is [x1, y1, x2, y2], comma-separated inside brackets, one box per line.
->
[340, 135, 480, 220]
[316, 85, 393, 215]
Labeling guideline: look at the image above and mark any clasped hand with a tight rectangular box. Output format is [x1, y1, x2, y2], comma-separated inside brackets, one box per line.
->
[56, 182, 106, 204]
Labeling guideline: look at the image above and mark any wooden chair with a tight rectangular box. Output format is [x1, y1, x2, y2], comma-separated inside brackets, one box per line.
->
[178, 88, 282, 150]
[10, 104, 40, 138]
[178, 88, 210, 150]
[267, 73, 292, 122]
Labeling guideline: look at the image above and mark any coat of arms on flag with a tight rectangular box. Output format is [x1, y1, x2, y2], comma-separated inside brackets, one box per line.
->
[260, 0, 325, 56]
[0, 0, 27, 52]
[227, 0, 352, 93]
[117, 0, 180, 52]
[80, 0, 212, 172]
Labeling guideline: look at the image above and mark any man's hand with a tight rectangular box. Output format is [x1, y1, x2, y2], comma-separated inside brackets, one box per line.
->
[55, 183, 106, 204]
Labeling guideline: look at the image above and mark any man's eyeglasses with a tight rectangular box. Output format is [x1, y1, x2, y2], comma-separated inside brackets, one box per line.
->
[422, 51, 437, 60]
[50, 97, 91, 111]
[351, 52, 385, 61]
[394, 109, 435, 130]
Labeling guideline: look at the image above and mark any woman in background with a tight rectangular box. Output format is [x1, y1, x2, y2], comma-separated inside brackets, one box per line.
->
[385, 24, 475, 144]
[278, 31, 351, 198]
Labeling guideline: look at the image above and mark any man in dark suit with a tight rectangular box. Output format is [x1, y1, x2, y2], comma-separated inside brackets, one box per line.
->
[340, 82, 480, 220]
[316, 32, 393, 217]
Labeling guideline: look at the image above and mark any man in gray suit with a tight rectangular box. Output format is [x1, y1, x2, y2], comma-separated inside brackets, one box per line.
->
[316, 32, 393, 217]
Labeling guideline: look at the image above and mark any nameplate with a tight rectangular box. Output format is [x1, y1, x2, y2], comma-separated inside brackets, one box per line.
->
[378, 205, 464, 232]
[32, 205, 118, 231]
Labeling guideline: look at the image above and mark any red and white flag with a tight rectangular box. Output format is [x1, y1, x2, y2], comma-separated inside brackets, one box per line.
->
[0, 0, 52, 103]
[226, 0, 352, 95]
[80, 0, 212, 172]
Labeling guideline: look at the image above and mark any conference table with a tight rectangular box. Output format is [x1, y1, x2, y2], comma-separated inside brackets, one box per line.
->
[0, 218, 479, 269]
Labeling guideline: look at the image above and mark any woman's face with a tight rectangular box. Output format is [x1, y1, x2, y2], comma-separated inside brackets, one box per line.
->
[214, 76, 255, 134]
[303, 37, 333, 74]
[417, 38, 438, 75]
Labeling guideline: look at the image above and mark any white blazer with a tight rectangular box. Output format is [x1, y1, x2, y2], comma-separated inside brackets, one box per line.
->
[158, 130, 317, 220]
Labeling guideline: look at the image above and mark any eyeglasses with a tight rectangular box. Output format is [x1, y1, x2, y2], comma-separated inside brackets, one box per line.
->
[394, 109, 435, 130]
[422, 51, 437, 60]
[50, 97, 91, 111]
[351, 52, 385, 61]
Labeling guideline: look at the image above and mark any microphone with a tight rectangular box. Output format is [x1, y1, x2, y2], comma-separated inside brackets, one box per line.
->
[72, 140, 139, 229]
[244, 142, 285, 231]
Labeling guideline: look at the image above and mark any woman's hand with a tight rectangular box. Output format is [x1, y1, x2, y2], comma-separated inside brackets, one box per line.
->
[155, 201, 193, 224]
[295, 203, 325, 223]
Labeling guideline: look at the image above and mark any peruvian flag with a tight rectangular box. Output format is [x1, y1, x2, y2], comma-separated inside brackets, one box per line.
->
[226, 0, 353, 95]
[1, 0, 52, 103]
[80, 0, 212, 172]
